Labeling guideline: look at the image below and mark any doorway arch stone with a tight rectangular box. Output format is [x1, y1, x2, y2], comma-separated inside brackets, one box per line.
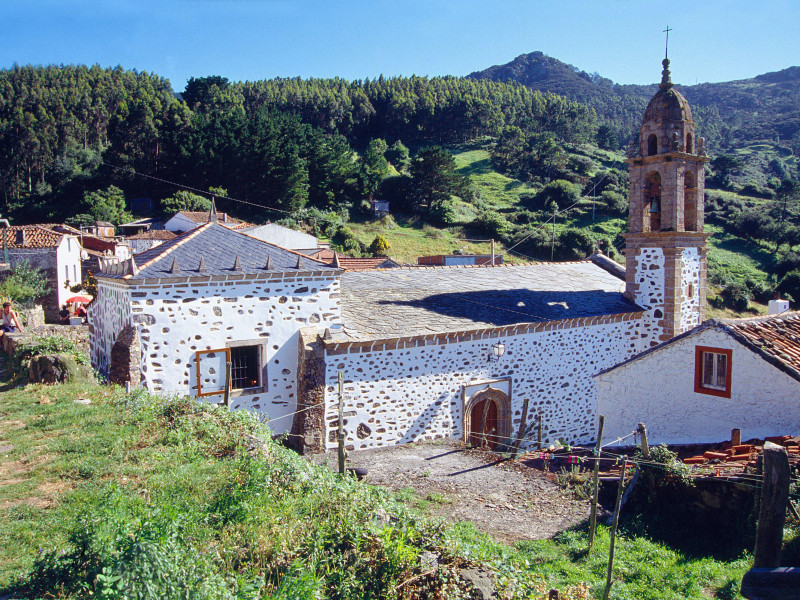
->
[464, 386, 512, 449]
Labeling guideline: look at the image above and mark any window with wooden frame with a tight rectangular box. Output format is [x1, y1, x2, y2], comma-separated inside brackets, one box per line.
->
[694, 346, 732, 398]
[195, 342, 266, 398]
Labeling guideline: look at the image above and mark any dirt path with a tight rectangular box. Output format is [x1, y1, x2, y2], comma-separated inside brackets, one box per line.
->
[341, 440, 592, 544]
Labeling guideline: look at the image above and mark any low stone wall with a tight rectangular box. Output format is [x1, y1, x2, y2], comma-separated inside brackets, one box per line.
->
[0, 324, 90, 357]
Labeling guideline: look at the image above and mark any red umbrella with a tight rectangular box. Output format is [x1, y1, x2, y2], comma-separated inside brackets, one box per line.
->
[66, 295, 93, 304]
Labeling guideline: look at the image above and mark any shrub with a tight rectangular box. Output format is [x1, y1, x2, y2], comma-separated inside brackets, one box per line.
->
[600, 190, 628, 214]
[778, 270, 800, 303]
[0, 260, 50, 309]
[720, 282, 752, 312]
[11, 335, 89, 377]
[558, 228, 596, 260]
[368, 234, 391, 257]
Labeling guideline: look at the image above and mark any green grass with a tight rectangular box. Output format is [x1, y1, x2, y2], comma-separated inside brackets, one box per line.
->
[0, 365, 766, 599]
[453, 149, 538, 210]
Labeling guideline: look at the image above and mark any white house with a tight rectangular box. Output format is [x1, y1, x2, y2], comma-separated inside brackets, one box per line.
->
[239, 223, 319, 250]
[1, 225, 82, 319]
[596, 312, 800, 446]
[164, 209, 247, 233]
[89, 218, 341, 435]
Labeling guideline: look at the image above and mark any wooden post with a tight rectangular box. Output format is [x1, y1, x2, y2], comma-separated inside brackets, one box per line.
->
[589, 415, 605, 550]
[537, 414, 543, 450]
[491, 239, 495, 266]
[223, 361, 232, 409]
[337, 371, 346, 475]
[511, 398, 530, 457]
[603, 459, 627, 600]
[551, 208, 556, 262]
[732, 428, 742, 447]
[753, 442, 790, 568]
[637, 422, 650, 459]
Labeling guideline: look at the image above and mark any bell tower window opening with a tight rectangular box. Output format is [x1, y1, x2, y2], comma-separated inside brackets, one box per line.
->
[645, 171, 662, 232]
[647, 134, 658, 156]
[684, 170, 697, 231]
[686, 133, 693, 154]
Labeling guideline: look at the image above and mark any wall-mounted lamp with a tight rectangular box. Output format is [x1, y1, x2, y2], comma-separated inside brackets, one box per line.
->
[489, 341, 505, 362]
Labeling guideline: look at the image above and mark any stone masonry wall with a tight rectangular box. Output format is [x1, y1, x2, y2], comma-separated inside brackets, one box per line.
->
[127, 273, 340, 435]
[322, 314, 650, 452]
[89, 280, 133, 376]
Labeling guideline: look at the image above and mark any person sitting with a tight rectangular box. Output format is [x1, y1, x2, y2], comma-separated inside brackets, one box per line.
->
[1, 301, 24, 334]
[74, 303, 87, 323]
[58, 304, 71, 324]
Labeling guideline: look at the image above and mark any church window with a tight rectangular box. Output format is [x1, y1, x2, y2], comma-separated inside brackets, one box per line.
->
[694, 346, 732, 398]
[647, 134, 658, 156]
[686, 133, 693, 154]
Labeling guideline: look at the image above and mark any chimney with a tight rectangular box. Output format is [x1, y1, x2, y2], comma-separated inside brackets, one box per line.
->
[15, 229, 25, 245]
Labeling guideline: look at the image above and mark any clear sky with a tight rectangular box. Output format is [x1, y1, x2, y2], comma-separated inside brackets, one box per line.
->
[3, 0, 798, 93]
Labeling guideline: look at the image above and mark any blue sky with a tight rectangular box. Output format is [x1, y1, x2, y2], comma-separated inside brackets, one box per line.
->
[3, 0, 798, 92]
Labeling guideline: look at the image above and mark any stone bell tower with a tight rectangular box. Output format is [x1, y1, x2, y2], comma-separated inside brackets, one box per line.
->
[623, 58, 709, 343]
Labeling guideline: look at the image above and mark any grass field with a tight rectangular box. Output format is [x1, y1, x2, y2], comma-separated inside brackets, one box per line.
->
[0, 363, 765, 599]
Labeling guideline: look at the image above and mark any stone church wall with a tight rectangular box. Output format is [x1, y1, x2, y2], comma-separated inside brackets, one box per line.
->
[89, 279, 132, 376]
[111, 272, 341, 435]
[679, 248, 702, 332]
[322, 313, 649, 452]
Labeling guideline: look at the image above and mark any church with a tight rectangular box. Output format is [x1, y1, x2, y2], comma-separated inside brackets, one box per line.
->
[89, 58, 729, 453]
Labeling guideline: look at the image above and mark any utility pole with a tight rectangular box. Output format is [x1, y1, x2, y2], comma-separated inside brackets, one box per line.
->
[588, 415, 605, 550]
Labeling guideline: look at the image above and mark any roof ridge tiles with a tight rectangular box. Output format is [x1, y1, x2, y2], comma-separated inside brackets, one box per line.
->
[125, 221, 213, 278]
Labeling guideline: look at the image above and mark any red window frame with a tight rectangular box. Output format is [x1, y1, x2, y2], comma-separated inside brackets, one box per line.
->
[694, 346, 732, 398]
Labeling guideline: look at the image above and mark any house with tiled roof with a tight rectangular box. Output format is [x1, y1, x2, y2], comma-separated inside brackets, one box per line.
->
[0, 225, 81, 318]
[298, 248, 402, 271]
[125, 229, 177, 254]
[89, 216, 341, 434]
[596, 310, 800, 447]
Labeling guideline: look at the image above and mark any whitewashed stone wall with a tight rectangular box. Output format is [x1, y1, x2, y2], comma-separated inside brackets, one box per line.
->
[679, 248, 702, 332]
[115, 273, 341, 434]
[632, 247, 664, 318]
[89, 280, 133, 376]
[128, 239, 164, 254]
[596, 327, 800, 445]
[324, 314, 649, 452]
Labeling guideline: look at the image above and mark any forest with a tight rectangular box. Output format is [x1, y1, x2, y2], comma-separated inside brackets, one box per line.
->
[1, 61, 800, 311]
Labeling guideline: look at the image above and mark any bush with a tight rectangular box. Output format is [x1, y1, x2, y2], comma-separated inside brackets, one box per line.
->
[558, 228, 596, 260]
[534, 180, 581, 212]
[0, 260, 50, 309]
[778, 270, 800, 303]
[600, 190, 627, 214]
[11, 335, 89, 377]
[368, 234, 391, 257]
[720, 282, 752, 312]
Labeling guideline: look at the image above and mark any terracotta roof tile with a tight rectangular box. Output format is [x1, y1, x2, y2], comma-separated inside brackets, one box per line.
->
[723, 312, 800, 380]
[0, 225, 67, 248]
[126, 230, 177, 241]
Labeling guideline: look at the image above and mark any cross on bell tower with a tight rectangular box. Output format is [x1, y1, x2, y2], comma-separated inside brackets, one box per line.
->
[623, 55, 710, 343]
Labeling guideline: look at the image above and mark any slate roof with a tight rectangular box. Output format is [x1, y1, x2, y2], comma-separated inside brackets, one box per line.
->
[1, 225, 68, 248]
[595, 312, 800, 384]
[104, 222, 338, 279]
[334, 261, 639, 342]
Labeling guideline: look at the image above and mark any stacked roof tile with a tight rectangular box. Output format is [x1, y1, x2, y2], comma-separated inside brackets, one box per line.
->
[723, 312, 800, 381]
[0, 225, 67, 248]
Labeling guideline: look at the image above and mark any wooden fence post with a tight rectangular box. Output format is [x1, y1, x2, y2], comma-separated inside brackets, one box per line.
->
[511, 398, 530, 457]
[537, 414, 543, 450]
[588, 415, 605, 551]
[337, 371, 346, 475]
[223, 361, 232, 409]
[603, 459, 627, 600]
[753, 442, 790, 568]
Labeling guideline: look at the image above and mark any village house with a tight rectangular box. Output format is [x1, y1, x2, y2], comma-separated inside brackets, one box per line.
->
[1, 225, 82, 319]
[596, 309, 800, 446]
[164, 209, 248, 233]
[90, 58, 726, 452]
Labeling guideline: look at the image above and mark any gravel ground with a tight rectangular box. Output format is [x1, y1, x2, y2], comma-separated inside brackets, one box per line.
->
[335, 440, 593, 544]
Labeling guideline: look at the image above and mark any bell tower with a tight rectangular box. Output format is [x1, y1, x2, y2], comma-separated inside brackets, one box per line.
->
[623, 57, 709, 342]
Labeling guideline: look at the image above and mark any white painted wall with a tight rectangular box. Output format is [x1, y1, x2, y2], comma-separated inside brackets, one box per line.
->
[109, 273, 342, 434]
[56, 235, 82, 307]
[596, 327, 800, 446]
[89, 279, 133, 376]
[325, 316, 650, 452]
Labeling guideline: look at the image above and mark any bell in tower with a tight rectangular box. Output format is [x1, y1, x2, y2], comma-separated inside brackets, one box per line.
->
[623, 55, 710, 342]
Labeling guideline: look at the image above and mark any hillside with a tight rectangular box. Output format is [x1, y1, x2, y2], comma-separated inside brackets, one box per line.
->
[469, 52, 800, 156]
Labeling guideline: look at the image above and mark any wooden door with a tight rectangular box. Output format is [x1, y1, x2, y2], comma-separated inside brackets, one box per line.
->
[469, 397, 498, 448]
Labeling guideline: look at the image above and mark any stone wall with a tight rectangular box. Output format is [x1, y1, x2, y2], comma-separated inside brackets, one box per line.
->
[596, 327, 800, 445]
[109, 325, 141, 387]
[291, 327, 327, 454]
[321, 313, 650, 452]
[93, 272, 341, 435]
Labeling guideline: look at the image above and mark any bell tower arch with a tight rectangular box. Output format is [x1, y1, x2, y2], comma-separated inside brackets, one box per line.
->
[623, 58, 709, 342]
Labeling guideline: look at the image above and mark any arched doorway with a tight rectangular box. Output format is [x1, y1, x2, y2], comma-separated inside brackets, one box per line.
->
[464, 387, 512, 449]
